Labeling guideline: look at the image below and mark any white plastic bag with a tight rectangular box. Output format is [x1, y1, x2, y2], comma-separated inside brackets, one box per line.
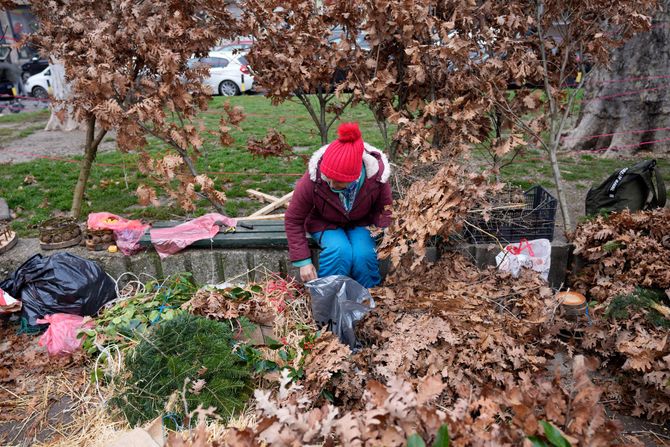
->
[495, 238, 552, 281]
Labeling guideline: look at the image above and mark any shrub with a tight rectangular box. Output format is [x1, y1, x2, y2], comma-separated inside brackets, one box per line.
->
[112, 314, 252, 426]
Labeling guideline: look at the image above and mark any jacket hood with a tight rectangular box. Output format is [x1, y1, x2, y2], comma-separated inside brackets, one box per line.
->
[308, 142, 391, 184]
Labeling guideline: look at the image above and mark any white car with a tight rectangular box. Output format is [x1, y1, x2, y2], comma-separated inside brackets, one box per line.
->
[24, 67, 51, 99]
[188, 51, 254, 96]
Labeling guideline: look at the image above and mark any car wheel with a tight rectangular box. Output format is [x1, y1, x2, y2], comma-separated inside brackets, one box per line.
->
[218, 80, 240, 96]
[32, 86, 48, 99]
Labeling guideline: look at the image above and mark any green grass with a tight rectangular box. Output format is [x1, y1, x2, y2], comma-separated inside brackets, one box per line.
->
[1, 94, 668, 236]
[0, 108, 49, 124]
[0, 109, 50, 146]
[0, 95, 387, 235]
[494, 147, 670, 192]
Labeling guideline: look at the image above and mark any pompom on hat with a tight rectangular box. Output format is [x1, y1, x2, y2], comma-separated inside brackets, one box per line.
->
[319, 122, 365, 182]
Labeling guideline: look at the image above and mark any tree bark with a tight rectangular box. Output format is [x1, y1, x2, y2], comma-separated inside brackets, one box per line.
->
[71, 116, 106, 218]
[317, 90, 328, 145]
[549, 127, 572, 231]
[296, 92, 329, 145]
[564, 1, 670, 156]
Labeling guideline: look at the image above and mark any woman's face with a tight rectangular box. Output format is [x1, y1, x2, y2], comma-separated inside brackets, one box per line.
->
[327, 179, 353, 191]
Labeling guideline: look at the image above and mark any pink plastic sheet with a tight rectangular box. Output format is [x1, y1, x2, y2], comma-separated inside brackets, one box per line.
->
[36, 314, 94, 356]
[87, 212, 149, 255]
[150, 213, 237, 259]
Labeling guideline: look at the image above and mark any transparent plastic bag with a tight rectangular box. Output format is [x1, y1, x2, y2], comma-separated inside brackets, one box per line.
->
[496, 238, 552, 281]
[306, 275, 375, 350]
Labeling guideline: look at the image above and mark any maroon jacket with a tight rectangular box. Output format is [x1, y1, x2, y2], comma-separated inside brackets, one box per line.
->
[285, 143, 393, 262]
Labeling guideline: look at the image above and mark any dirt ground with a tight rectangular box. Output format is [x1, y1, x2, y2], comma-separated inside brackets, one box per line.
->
[0, 120, 116, 164]
[0, 318, 89, 446]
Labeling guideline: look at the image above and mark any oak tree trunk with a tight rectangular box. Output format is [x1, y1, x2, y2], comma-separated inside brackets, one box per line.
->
[564, 2, 670, 156]
[71, 116, 106, 218]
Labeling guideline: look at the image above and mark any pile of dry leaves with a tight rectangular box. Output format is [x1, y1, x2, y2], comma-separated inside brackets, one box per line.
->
[309, 253, 556, 410]
[183, 275, 312, 331]
[567, 209, 670, 422]
[571, 208, 670, 301]
[168, 356, 623, 447]
[575, 303, 670, 423]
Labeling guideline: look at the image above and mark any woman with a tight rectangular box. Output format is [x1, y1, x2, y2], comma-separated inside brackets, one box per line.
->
[285, 122, 392, 287]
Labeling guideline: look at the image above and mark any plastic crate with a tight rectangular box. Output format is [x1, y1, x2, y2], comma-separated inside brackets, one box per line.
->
[465, 185, 557, 244]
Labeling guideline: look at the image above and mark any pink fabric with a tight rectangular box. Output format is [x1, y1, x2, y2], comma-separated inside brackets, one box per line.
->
[150, 213, 237, 259]
[36, 314, 94, 356]
[87, 212, 150, 255]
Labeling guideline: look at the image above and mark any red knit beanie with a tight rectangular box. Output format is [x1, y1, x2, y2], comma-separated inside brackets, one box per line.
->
[320, 122, 365, 182]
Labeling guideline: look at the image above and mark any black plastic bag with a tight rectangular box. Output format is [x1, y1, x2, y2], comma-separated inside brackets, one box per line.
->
[306, 275, 375, 350]
[0, 253, 116, 327]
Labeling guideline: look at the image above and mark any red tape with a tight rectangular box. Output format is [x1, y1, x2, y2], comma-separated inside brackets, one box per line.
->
[506, 239, 535, 257]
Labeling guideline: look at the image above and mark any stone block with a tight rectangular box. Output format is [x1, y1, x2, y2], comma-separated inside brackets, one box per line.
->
[91, 252, 129, 281]
[425, 246, 438, 263]
[0, 238, 39, 276]
[220, 250, 251, 283]
[187, 251, 222, 285]
[248, 249, 290, 280]
[548, 243, 573, 289]
[0, 198, 10, 221]
[127, 250, 163, 279]
[160, 252, 190, 278]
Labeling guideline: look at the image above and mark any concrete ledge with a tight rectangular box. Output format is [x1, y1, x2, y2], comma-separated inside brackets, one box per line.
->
[0, 238, 309, 285]
[450, 241, 572, 289]
[0, 238, 573, 289]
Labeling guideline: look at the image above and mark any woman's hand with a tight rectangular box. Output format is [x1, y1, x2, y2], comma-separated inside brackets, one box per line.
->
[300, 264, 318, 282]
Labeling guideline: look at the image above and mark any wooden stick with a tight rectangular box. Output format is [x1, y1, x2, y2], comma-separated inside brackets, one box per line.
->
[469, 203, 526, 213]
[246, 189, 281, 203]
[248, 191, 293, 217]
[240, 213, 285, 221]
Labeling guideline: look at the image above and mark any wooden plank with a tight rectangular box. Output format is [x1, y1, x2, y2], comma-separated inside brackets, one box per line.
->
[139, 227, 315, 249]
[248, 192, 293, 217]
[237, 220, 285, 227]
[239, 213, 285, 221]
[150, 220, 285, 229]
[247, 189, 281, 203]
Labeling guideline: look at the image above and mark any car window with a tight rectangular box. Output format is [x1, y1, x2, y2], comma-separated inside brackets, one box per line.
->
[237, 56, 248, 65]
[208, 57, 230, 68]
[44, 69, 50, 76]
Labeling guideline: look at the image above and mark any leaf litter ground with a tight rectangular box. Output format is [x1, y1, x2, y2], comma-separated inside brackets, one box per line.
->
[2, 211, 670, 446]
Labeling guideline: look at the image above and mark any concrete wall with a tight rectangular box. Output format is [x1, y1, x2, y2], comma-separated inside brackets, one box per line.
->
[0, 238, 310, 286]
[0, 238, 573, 289]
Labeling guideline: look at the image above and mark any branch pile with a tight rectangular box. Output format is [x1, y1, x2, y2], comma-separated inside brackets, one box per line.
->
[168, 356, 620, 447]
[183, 276, 313, 333]
[327, 253, 556, 410]
[557, 209, 670, 422]
[577, 300, 670, 422]
[378, 164, 495, 268]
[571, 208, 670, 301]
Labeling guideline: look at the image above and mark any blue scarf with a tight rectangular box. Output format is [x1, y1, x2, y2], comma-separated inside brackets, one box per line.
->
[330, 165, 366, 212]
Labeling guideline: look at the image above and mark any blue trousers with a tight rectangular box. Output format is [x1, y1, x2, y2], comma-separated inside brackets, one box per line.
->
[311, 226, 381, 288]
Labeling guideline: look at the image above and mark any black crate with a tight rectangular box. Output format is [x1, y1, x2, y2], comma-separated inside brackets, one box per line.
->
[465, 185, 557, 244]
